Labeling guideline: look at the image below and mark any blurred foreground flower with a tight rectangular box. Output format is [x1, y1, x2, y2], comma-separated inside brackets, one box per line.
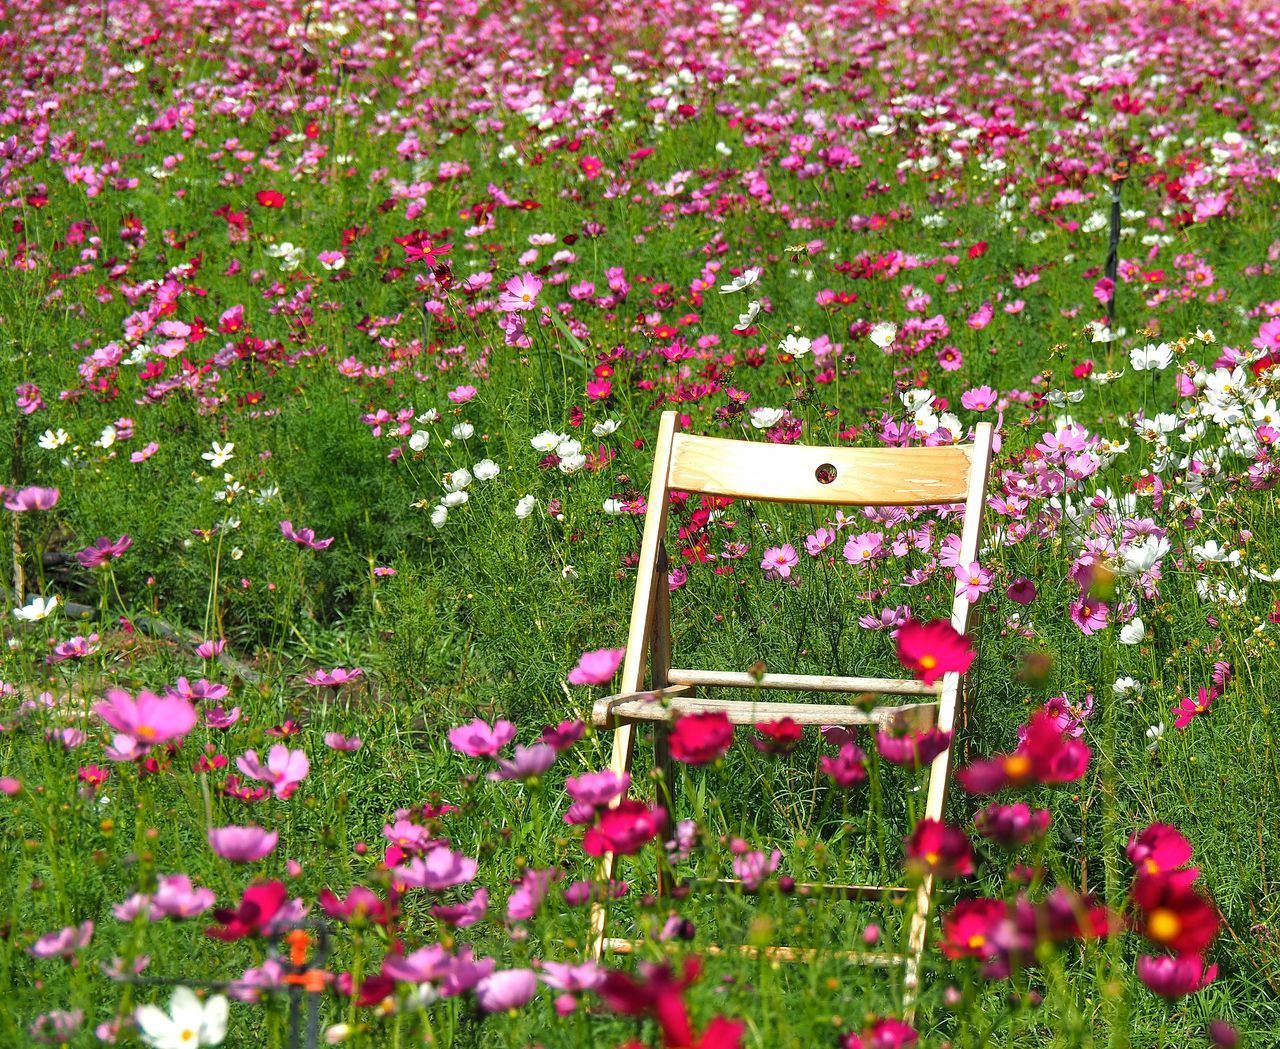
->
[135, 986, 227, 1048]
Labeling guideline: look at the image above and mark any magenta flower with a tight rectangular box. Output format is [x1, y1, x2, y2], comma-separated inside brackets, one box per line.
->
[1173, 686, 1216, 729]
[731, 847, 782, 891]
[383, 944, 457, 984]
[205, 706, 241, 729]
[448, 717, 516, 757]
[540, 719, 585, 751]
[394, 846, 478, 891]
[324, 732, 363, 752]
[475, 969, 537, 1012]
[279, 520, 334, 550]
[195, 639, 226, 659]
[565, 769, 630, 808]
[498, 273, 543, 312]
[448, 384, 477, 403]
[566, 647, 625, 686]
[1136, 954, 1218, 998]
[488, 743, 557, 782]
[4, 486, 59, 512]
[28, 920, 94, 959]
[93, 688, 197, 747]
[820, 742, 868, 787]
[47, 634, 100, 664]
[431, 887, 489, 928]
[208, 825, 279, 863]
[236, 745, 310, 799]
[76, 535, 132, 569]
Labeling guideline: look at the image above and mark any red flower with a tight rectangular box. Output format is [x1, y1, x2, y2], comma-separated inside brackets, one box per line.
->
[973, 802, 1051, 847]
[1131, 869, 1220, 956]
[255, 189, 285, 208]
[904, 818, 973, 880]
[599, 958, 743, 1049]
[957, 711, 1090, 794]
[1136, 954, 1218, 999]
[318, 885, 397, 927]
[582, 801, 666, 856]
[819, 742, 867, 787]
[895, 619, 975, 685]
[669, 712, 733, 765]
[1127, 823, 1194, 876]
[206, 880, 287, 941]
[940, 898, 1004, 959]
[842, 1017, 918, 1049]
[753, 718, 803, 755]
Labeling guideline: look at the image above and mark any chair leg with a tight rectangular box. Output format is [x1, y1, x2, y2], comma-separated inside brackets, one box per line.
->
[589, 721, 637, 961]
[902, 875, 933, 1022]
[653, 723, 675, 895]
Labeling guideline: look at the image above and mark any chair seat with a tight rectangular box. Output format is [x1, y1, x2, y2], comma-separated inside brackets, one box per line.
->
[592, 689, 938, 730]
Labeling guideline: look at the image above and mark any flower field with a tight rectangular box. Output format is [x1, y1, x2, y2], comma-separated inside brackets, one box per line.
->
[4, 0, 1280, 1044]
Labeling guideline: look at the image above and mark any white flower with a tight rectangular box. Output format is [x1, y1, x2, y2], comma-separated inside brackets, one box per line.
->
[135, 986, 228, 1048]
[201, 442, 235, 469]
[416, 409, 440, 424]
[779, 333, 812, 357]
[13, 595, 59, 622]
[1085, 321, 1124, 344]
[718, 266, 761, 294]
[900, 389, 934, 412]
[515, 495, 537, 519]
[1248, 565, 1280, 582]
[452, 422, 474, 440]
[1192, 540, 1239, 564]
[1113, 676, 1143, 699]
[1119, 618, 1145, 645]
[96, 426, 117, 450]
[561, 564, 579, 580]
[591, 419, 620, 438]
[732, 300, 761, 331]
[441, 490, 469, 508]
[530, 430, 561, 452]
[430, 504, 448, 528]
[264, 241, 304, 271]
[868, 322, 897, 349]
[558, 453, 587, 474]
[555, 438, 582, 459]
[325, 1024, 356, 1045]
[408, 431, 431, 452]
[1145, 722, 1165, 754]
[602, 498, 624, 514]
[473, 459, 500, 481]
[444, 468, 472, 493]
[1129, 342, 1173, 372]
[1118, 536, 1169, 576]
[750, 406, 784, 430]
[39, 428, 70, 450]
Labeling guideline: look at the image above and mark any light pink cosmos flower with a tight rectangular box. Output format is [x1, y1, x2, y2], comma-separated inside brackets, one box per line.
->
[205, 706, 241, 729]
[954, 561, 994, 601]
[324, 733, 363, 751]
[498, 273, 543, 312]
[304, 667, 363, 687]
[804, 528, 836, 556]
[565, 769, 630, 808]
[151, 874, 216, 919]
[394, 846, 478, 890]
[566, 647, 625, 686]
[475, 969, 537, 1012]
[961, 385, 998, 411]
[731, 847, 782, 892]
[195, 639, 225, 659]
[130, 442, 159, 463]
[208, 826, 279, 862]
[447, 384, 477, 403]
[761, 544, 799, 579]
[279, 520, 334, 551]
[94, 688, 197, 747]
[5, 486, 59, 512]
[236, 745, 310, 799]
[448, 717, 516, 757]
[28, 920, 94, 959]
[488, 743, 556, 782]
[843, 531, 884, 565]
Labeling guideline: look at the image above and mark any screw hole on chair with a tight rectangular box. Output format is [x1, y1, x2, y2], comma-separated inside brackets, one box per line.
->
[815, 463, 837, 484]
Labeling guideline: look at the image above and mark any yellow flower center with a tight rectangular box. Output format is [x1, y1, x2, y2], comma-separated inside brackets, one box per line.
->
[1003, 754, 1031, 780]
[918, 654, 938, 670]
[136, 724, 156, 739]
[967, 933, 986, 949]
[1148, 907, 1181, 943]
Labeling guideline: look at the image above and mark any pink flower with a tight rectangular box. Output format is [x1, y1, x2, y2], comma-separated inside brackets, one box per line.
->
[1136, 954, 1218, 998]
[761, 544, 799, 579]
[324, 733, 363, 751]
[820, 742, 868, 787]
[76, 536, 132, 568]
[93, 688, 197, 747]
[205, 706, 241, 729]
[151, 874, 216, 919]
[567, 647, 625, 686]
[895, 619, 975, 685]
[498, 273, 543, 312]
[279, 520, 334, 551]
[731, 847, 782, 891]
[208, 825, 279, 862]
[448, 385, 477, 403]
[394, 846, 478, 890]
[195, 639, 225, 659]
[488, 743, 557, 782]
[236, 745, 310, 799]
[130, 442, 159, 463]
[565, 769, 630, 808]
[1173, 686, 1216, 729]
[966, 302, 994, 330]
[805, 528, 836, 555]
[1092, 277, 1115, 306]
[304, 666, 363, 686]
[843, 531, 884, 565]
[953, 561, 993, 602]
[29, 920, 94, 959]
[960, 385, 998, 411]
[475, 969, 537, 1012]
[540, 719, 585, 751]
[4, 486, 59, 512]
[448, 717, 517, 757]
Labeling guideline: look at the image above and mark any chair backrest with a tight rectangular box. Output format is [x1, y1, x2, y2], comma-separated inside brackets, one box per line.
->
[618, 412, 994, 701]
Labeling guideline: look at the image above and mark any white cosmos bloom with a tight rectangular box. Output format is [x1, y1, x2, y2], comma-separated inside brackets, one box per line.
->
[515, 495, 537, 519]
[1085, 321, 1124, 344]
[408, 431, 430, 452]
[473, 459, 500, 481]
[39, 428, 71, 450]
[96, 426, 117, 449]
[750, 406, 784, 429]
[430, 504, 448, 528]
[416, 408, 440, 424]
[1118, 536, 1170, 576]
[718, 266, 761, 294]
[530, 430, 561, 452]
[900, 389, 934, 411]
[1119, 618, 1145, 645]
[441, 490, 469, 508]
[1145, 722, 1165, 753]
[202, 442, 235, 468]
[1192, 540, 1238, 564]
[1249, 565, 1280, 582]
[135, 986, 228, 1048]
[558, 452, 587, 474]
[13, 595, 59, 622]
[733, 300, 761, 331]
[592, 419, 620, 437]
[1113, 676, 1142, 699]
[1129, 342, 1173, 372]
[779, 334, 811, 356]
[602, 498, 624, 514]
[452, 422, 474, 440]
[868, 322, 897, 349]
[444, 468, 472, 492]
[555, 438, 582, 459]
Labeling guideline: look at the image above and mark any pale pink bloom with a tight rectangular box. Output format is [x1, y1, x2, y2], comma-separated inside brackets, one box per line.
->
[205, 706, 241, 729]
[324, 732, 362, 751]
[566, 647, 625, 686]
[498, 273, 543, 312]
[842, 531, 884, 565]
[488, 743, 557, 781]
[304, 667, 363, 687]
[208, 825, 279, 862]
[29, 920, 94, 959]
[954, 561, 994, 601]
[448, 717, 516, 757]
[279, 520, 334, 551]
[475, 969, 537, 1012]
[4, 486, 59, 512]
[731, 848, 782, 892]
[394, 846, 478, 890]
[151, 874, 216, 919]
[130, 442, 159, 463]
[236, 745, 310, 799]
[93, 688, 196, 747]
[195, 639, 225, 659]
[761, 544, 799, 578]
[447, 385, 477, 403]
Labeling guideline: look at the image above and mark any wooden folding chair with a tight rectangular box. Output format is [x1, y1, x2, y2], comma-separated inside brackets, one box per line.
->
[588, 410, 994, 1006]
